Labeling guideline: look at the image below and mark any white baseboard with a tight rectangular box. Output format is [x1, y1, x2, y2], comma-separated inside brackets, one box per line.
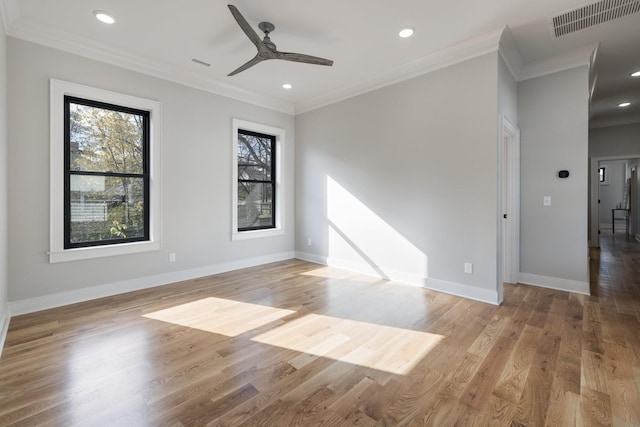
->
[295, 251, 499, 305]
[0, 303, 9, 358]
[9, 251, 295, 316]
[519, 272, 589, 295]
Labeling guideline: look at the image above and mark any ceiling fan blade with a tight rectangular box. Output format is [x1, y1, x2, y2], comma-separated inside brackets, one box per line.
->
[276, 51, 334, 67]
[227, 5, 262, 48]
[227, 55, 264, 76]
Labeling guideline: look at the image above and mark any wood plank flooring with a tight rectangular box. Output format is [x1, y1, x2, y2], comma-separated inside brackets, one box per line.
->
[1, 233, 639, 426]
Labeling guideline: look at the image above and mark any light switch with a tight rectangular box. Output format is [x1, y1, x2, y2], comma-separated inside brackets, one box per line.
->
[543, 196, 551, 206]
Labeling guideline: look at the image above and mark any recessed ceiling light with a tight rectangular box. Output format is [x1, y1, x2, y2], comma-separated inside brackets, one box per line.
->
[282, 83, 292, 89]
[618, 102, 631, 107]
[631, 70, 640, 77]
[94, 10, 115, 24]
[398, 27, 414, 38]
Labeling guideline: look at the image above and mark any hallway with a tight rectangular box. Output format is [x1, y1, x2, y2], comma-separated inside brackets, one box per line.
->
[586, 232, 640, 425]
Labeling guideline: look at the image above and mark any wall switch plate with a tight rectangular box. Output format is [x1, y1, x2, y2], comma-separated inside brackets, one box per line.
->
[543, 196, 551, 206]
[169, 253, 176, 262]
[464, 263, 473, 274]
[307, 238, 312, 246]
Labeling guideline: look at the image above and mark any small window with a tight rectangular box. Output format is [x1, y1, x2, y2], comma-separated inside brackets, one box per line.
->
[64, 96, 150, 248]
[231, 119, 284, 241]
[599, 166, 608, 185]
[237, 129, 275, 231]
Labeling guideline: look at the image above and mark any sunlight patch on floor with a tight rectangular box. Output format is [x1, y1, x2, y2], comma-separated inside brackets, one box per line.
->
[253, 312, 443, 375]
[144, 297, 442, 375]
[143, 297, 296, 337]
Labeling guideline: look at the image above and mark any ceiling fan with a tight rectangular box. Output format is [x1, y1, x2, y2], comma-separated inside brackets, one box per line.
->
[227, 4, 334, 76]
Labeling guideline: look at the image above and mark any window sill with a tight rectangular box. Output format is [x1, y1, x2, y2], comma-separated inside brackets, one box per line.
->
[231, 228, 284, 241]
[49, 240, 161, 263]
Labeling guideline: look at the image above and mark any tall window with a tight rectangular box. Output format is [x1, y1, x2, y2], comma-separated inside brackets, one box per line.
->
[599, 166, 606, 183]
[64, 96, 149, 248]
[236, 129, 275, 231]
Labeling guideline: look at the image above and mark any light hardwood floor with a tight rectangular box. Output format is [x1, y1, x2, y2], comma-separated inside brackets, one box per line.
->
[1, 233, 639, 426]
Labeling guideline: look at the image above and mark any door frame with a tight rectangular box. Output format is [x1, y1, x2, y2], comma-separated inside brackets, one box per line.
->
[498, 115, 520, 303]
[590, 154, 640, 247]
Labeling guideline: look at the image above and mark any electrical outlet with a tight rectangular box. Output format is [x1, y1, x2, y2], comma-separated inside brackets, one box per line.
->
[464, 263, 473, 274]
[169, 253, 176, 263]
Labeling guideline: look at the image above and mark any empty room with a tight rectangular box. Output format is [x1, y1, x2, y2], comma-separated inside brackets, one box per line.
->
[1, 0, 640, 425]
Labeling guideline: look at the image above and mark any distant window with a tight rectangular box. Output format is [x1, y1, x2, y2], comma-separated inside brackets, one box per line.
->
[599, 166, 608, 185]
[236, 129, 276, 231]
[65, 96, 150, 248]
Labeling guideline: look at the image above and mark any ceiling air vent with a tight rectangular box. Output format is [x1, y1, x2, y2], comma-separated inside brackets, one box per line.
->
[550, 0, 640, 38]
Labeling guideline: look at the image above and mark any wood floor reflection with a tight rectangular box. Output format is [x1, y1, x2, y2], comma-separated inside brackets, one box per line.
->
[1, 234, 639, 425]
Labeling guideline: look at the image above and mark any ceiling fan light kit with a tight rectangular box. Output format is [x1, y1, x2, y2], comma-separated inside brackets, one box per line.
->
[227, 4, 334, 76]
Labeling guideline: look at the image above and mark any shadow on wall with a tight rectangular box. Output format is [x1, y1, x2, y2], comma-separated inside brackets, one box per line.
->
[326, 176, 428, 285]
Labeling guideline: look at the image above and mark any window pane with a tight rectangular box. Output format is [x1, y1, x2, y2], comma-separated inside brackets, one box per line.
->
[238, 133, 272, 180]
[69, 102, 144, 174]
[237, 182, 274, 229]
[69, 175, 145, 244]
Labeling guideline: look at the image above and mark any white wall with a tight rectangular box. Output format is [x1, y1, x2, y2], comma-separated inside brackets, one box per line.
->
[590, 123, 640, 158]
[518, 66, 589, 293]
[7, 38, 295, 308]
[295, 52, 500, 304]
[0, 11, 9, 343]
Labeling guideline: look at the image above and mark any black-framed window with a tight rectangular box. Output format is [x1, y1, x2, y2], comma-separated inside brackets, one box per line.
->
[237, 129, 276, 231]
[599, 166, 606, 183]
[64, 96, 150, 248]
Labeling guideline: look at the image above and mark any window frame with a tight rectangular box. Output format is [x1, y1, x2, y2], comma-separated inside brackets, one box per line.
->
[599, 165, 608, 185]
[236, 129, 276, 232]
[50, 79, 162, 263]
[64, 96, 151, 249]
[231, 119, 284, 241]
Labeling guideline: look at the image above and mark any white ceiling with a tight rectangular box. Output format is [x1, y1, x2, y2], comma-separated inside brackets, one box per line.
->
[2, 0, 639, 125]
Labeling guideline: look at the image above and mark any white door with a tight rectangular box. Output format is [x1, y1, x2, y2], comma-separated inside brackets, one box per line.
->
[499, 116, 520, 302]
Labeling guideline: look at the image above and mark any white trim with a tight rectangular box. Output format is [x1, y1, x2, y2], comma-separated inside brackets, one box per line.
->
[517, 43, 597, 82]
[519, 272, 589, 295]
[9, 251, 295, 316]
[296, 28, 504, 114]
[49, 79, 163, 263]
[0, 303, 9, 358]
[231, 119, 285, 241]
[6, 19, 294, 115]
[498, 115, 521, 303]
[498, 26, 523, 81]
[295, 251, 499, 305]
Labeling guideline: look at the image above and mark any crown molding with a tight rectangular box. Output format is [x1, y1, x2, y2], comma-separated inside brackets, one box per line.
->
[517, 43, 598, 82]
[498, 26, 523, 81]
[295, 27, 505, 114]
[3, 5, 601, 117]
[6, 19, 296, 115]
